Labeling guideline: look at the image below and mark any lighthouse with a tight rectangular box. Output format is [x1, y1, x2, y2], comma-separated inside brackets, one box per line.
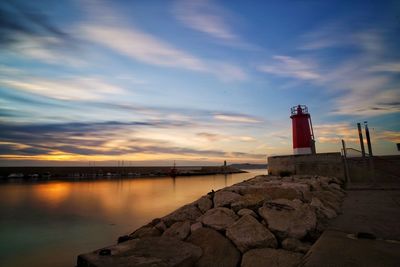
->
[290, 105, 316, 155]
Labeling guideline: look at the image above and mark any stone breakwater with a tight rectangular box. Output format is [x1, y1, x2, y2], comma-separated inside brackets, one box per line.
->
[77, 174, 346, 267]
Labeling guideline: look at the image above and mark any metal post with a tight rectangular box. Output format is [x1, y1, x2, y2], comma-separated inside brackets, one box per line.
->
[357, 123, 366, 158]
[364, 121, 375, 183]
[364, 121, 373, 157]
[342, 139, 350, 185]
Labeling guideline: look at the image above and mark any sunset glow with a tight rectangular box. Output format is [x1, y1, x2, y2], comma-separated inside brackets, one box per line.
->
[0, 0, 399, 166]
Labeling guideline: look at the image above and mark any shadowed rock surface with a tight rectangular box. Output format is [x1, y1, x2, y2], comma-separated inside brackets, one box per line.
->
[187, 227, 241, 267]
[77, 236, 202, 267]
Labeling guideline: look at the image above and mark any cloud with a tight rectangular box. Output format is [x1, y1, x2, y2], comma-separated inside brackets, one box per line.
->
[81, 24, 207, 71]
[0, 121, 264, 161]
[374, 130, 400, 143]
[174, 0, 239, 42]
[258, 55, 320, 80]
[197, 132, 255, 142]
[1, 76, 125, 101]
[314, 123, 359, 143]
[0, 1, 67, 46]
[214, 113, 262, 123]
[368, 63, 400, 73]
[80, 23, 247, 81]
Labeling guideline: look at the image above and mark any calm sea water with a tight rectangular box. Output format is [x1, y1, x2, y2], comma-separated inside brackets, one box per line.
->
[0, 169, 266, 267]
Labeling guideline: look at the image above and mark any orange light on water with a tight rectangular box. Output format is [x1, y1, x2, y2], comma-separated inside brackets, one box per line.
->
[33, 182, 72, 206]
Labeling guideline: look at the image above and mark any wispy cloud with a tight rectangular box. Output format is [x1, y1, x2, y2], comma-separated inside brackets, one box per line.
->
[80, 23, 247, 81]
[214, 113, 262, 123]
[0, 121, 264, 162]
[81, 24, 207, 71]
[197, 132, 255, 142]
[258, 55, 320, 80]
[1, 76, 125, 101]
[173, 0, 252, 48]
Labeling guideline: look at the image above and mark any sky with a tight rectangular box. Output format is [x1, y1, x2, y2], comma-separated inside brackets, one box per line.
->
[0, 0, 399, 166]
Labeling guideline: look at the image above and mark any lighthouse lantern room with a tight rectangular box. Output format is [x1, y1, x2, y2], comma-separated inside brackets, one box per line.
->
[290, 105, 316, 155]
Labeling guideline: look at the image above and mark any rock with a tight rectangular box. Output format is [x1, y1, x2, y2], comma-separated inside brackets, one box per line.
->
[163, 221, 191, 240]
[214, 190, 242, 208]
[237, 208, 259, 218]
[312, 191, 342, 213]
[258, 199, 317, 240]
[187, 227, 241, 267]
[282, 238, 311, 253]
[117, 235, 130, 243]
[198, 207, 239, 231]
[162, 204, 203, 227]
[154, 221, 167, 232]
[196, 195, 213, 213]
[190, 222, 203, 233]
[310, 197, 337, 220]
[226, 214, 277, 253]
[241, 248, 303, 267]
[77, 236, 202, 267]
[130, 225, 161, 239]
[231, 193, 267, 212]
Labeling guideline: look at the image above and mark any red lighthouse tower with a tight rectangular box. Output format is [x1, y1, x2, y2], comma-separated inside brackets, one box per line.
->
[290, 105, 316, 155]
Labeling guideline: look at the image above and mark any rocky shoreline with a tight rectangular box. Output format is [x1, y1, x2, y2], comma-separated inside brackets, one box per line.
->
[77, 174, 346, 267]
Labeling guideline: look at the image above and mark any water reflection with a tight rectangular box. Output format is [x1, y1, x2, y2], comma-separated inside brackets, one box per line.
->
[0, 170, 266, 267]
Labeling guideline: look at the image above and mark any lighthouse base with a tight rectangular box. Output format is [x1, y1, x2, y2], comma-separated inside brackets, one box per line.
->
[293, 147, 312, 155]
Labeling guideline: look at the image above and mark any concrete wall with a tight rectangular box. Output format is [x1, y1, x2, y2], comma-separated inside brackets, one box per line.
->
[268, 153, 345, 181]
[346, 155, 400, 183]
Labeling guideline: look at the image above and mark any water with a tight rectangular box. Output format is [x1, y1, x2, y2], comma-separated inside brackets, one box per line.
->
[0, 169, 266, 267]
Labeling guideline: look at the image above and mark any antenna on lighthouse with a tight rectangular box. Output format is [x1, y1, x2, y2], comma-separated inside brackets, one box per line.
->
[290, 105, 316, 155]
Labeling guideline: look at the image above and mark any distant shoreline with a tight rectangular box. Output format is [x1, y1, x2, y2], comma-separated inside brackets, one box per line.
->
[0, 166, 253, 182]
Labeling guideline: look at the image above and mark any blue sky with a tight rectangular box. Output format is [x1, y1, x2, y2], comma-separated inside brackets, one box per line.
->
[0, 0, 399, 166]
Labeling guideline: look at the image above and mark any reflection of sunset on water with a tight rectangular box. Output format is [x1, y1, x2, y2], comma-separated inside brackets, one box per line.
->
[0, 170, 265, 267]
[33, 183, 72, 207]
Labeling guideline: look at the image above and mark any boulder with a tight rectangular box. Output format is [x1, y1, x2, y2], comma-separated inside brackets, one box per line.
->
[312, 191, 342, 213]
[196, 195, 213, 213]
[231, 193, 267, 212]
[226, 214, 277, 253]
[214, 190, 242, 208]
[258, 199, 317, 240]
[163, 221, 191, 240]
[241, 248, 303, 267]
[310, 197, 337, 220]
[154, 221, 167, 232]
[190, 222, 203, 233]
[198, 207, 239, 231]
[162, 204, 203, 227]
[77, 236, 202, 267]
[282, 238, 311, 253]
[187, 227, 241, 267]
[130, 226, 161, 239]
[237, 208, 259, 218]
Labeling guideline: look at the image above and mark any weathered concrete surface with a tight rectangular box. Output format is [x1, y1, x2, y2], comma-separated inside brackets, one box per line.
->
[187, 227, 241, 267]
[241, 248, 303, 267]
[268, 153, 344, 180]
[328, 189, 400, 240]
[302, 186, 400, 267]
[300, 230, 400, 267]
[77, 236, 202, 267]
